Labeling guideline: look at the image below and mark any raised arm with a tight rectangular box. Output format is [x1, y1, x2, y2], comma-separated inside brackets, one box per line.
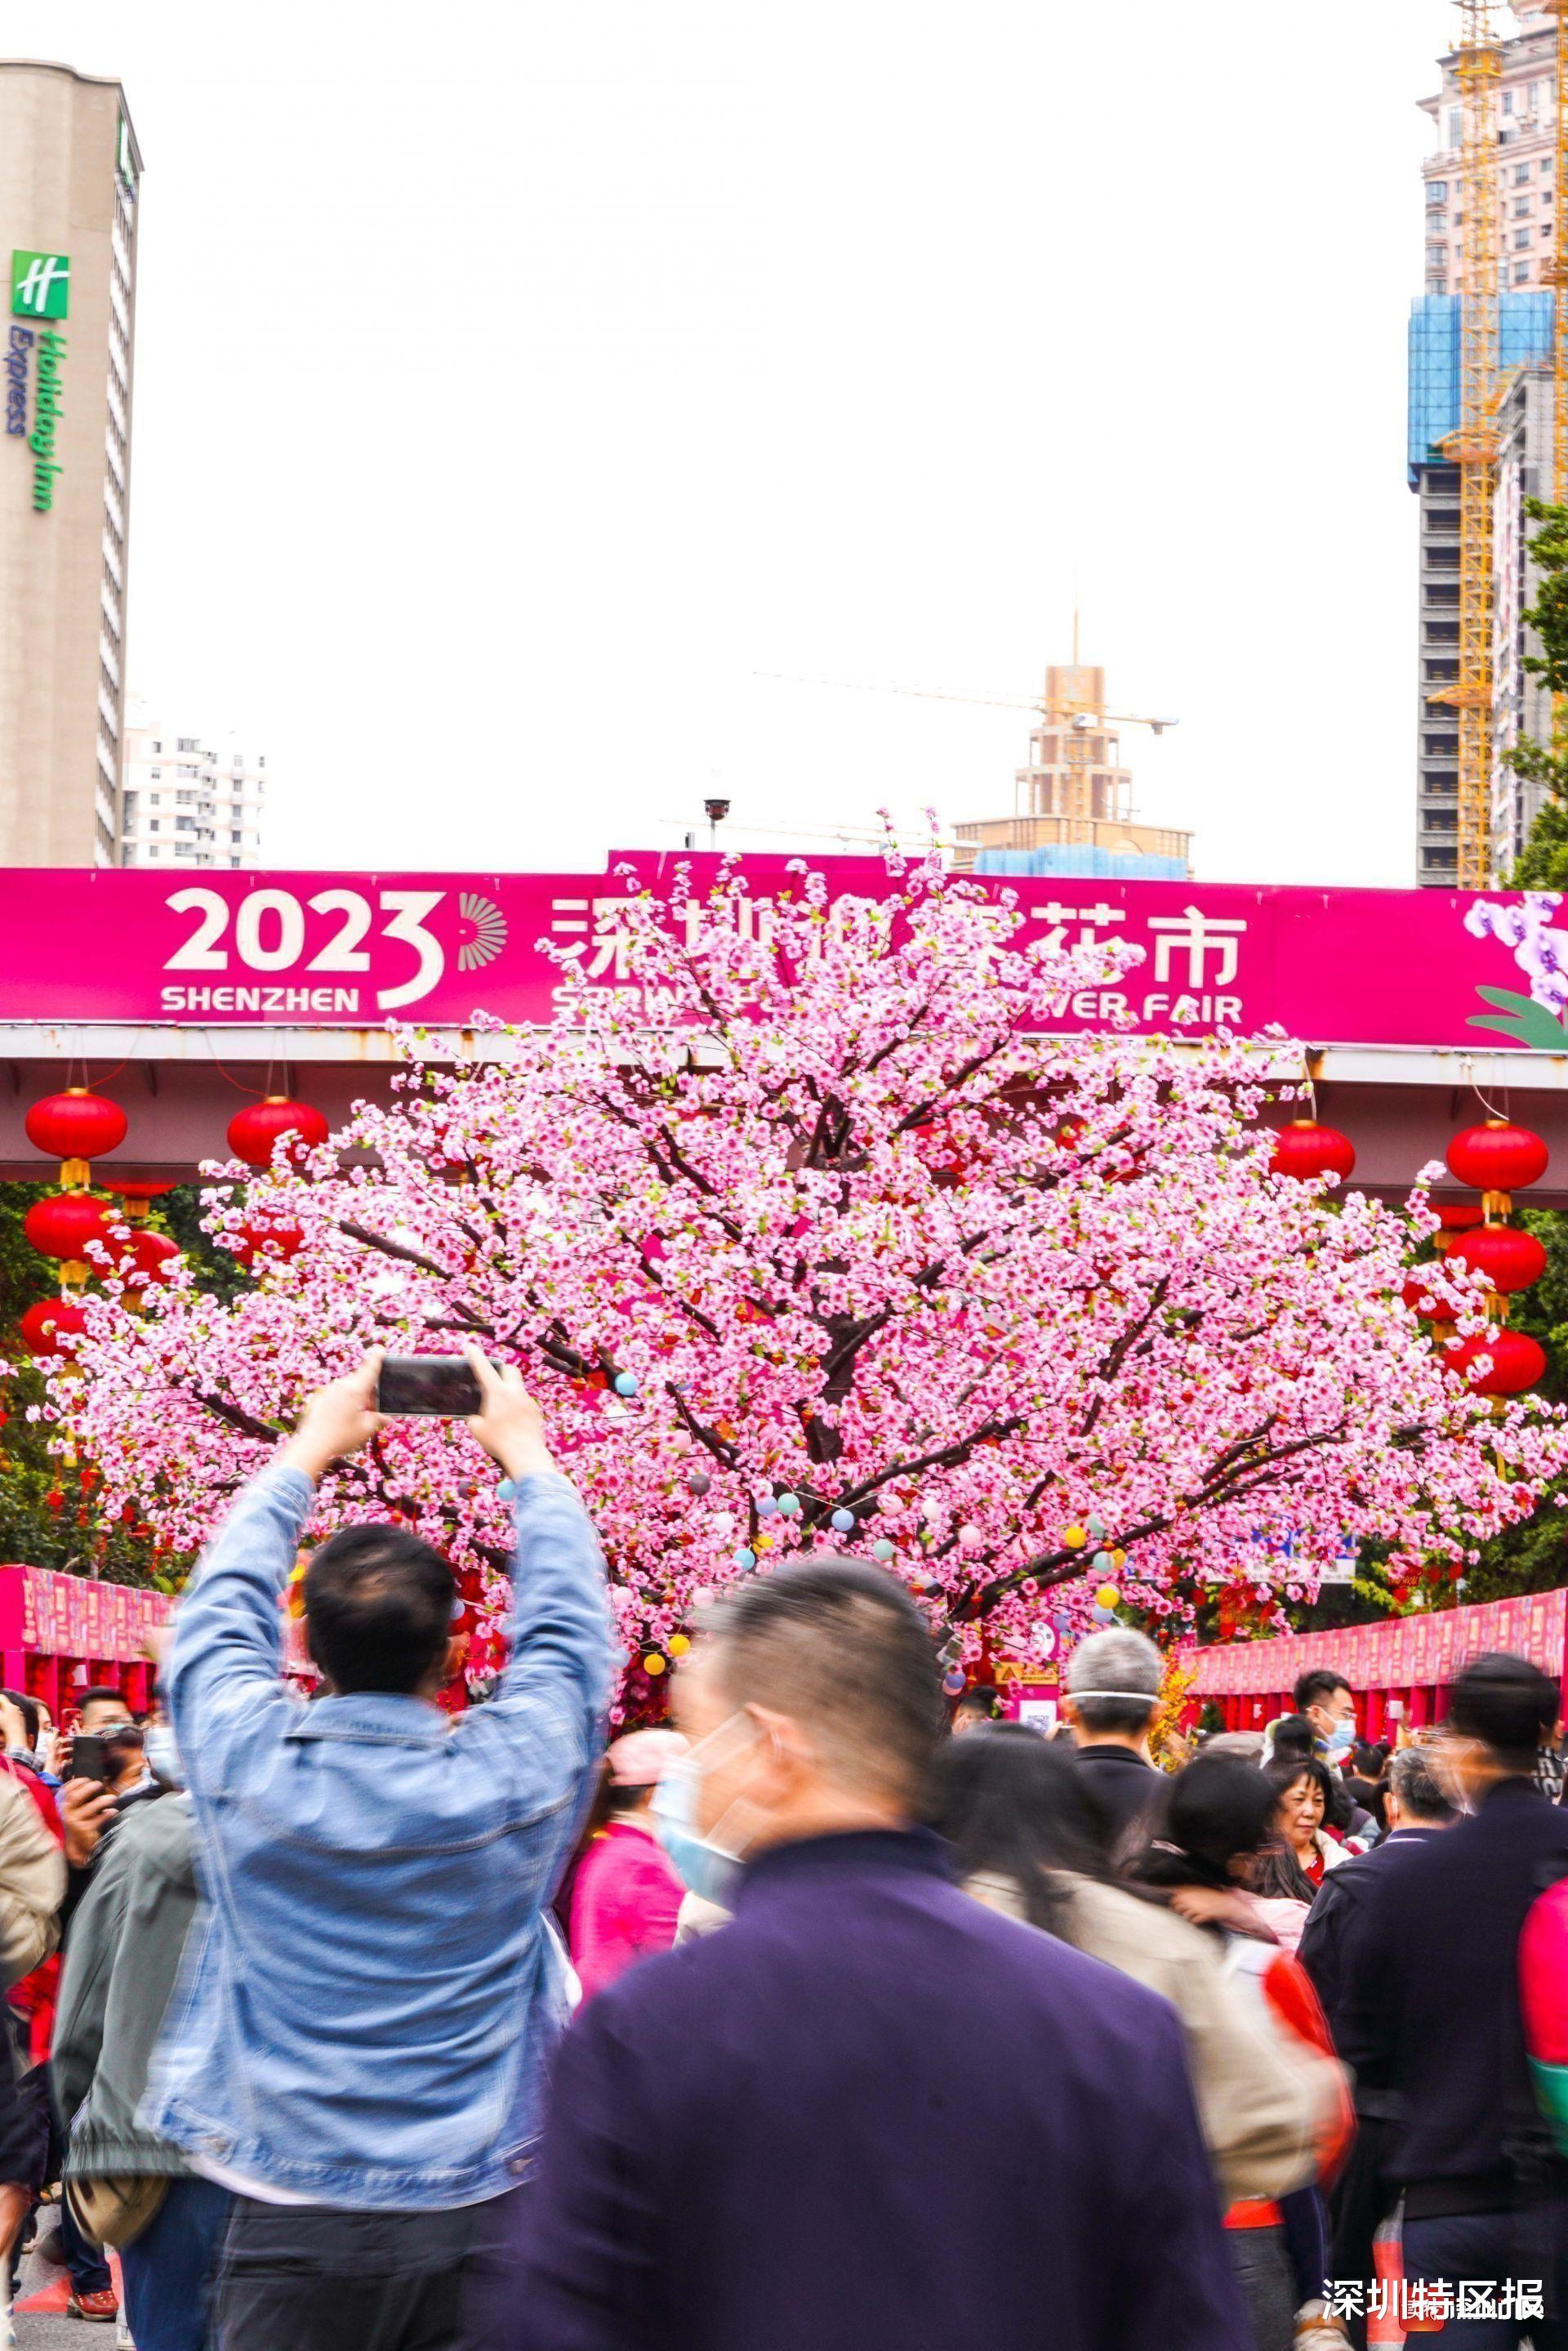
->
[456, 1349, 614, 1795]
[167, 1354, 386, 1785]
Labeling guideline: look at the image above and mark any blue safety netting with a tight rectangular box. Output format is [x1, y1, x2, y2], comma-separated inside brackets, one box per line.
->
[973, 847, 1189, 880]
[1408, 292, 1553, 482]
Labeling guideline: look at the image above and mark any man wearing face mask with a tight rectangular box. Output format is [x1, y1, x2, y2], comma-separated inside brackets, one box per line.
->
[515, 1555, 1249, 2351]
[1293, 1669, 1359, 1775]
[54, 1723, 226, 2351]
[1337, 1653, 1568, 2344]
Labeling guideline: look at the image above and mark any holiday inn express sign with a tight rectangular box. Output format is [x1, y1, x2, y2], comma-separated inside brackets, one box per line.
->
[7, 250, 69, 511]
[0, 859, 1566, 1052]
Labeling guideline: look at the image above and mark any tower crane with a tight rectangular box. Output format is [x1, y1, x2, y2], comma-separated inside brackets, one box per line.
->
[1432, 0, 1503, 888]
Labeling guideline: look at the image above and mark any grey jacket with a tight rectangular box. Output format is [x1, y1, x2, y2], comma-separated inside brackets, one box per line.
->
[54, 1793, 198, 2179]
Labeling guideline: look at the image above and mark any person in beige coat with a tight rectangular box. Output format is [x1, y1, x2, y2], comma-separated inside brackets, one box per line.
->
[928, 1727, 1333, 2210]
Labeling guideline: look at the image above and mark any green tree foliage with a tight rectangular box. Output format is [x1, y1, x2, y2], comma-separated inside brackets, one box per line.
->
[1508, 500, 1568, 886]
[0, 1183, 237, 1586]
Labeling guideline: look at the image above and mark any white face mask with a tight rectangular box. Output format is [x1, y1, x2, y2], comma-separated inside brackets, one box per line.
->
[145, 1727, 185, 1791]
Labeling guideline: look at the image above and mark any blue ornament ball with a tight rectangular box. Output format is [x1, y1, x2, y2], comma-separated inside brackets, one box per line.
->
[686, 1470, 711, 1497]
[497, 1479, 517, 1502]
[1092, 1549, 1114, 1573]
[831, 1508, 855, 1534]
[777, 1492, 801, 1518]
[733, 1546, 756, 1570]
[1091, 1604, 1115, 1623]
[756, 1495, 778, 1518]
[872, 1538, 895, 1563]
[613, 1372, 639, 1399]
[942, 1667, 966, 1697]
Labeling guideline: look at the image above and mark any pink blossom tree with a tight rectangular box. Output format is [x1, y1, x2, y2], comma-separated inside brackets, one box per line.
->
[32, 855, 1568, 1706]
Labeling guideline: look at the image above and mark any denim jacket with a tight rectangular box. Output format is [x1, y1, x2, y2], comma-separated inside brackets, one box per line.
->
[144, 1461, 612, 2210]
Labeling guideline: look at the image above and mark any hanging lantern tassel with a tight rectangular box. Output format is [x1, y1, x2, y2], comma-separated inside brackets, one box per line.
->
[1446, 1121, 1549, 1223]
[24, 1088, 127, 1190]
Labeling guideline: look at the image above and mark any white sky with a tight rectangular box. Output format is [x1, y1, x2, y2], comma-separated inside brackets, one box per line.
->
[16, 1, 1463, 882]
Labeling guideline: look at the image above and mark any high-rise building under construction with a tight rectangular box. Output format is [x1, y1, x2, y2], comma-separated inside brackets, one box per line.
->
[1411, 3, 1559, 886]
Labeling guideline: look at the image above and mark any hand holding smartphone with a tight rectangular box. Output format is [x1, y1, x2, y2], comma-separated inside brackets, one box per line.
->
[376, 1354, 484, 1417]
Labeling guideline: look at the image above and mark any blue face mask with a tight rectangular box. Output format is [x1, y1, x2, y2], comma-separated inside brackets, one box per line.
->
[1322, 1723, 1356, 1764]
[649, 1712, 766, 1911]
[650, 1766, 743, 1909]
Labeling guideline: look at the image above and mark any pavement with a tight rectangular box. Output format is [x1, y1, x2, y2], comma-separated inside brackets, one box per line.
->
[13, 2212, 123, 2347]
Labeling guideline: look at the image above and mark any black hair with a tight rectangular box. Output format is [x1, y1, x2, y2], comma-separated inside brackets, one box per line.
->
[78, 1686, 129, 1720]
[1249, 1836, 1321, 1904]
[303, 1524, 457, 1697]
[955, 1684, 1001, 1717]
[1268, 1713, 1318, 1763]
[705, 1556, 944, 1806]
[1351, 1742, 1388, 1782]
[1293, 1668, 1352, 1714]
[1125, 1754, 1279, 1893]
[0, 1691, 38, 1751]
[1447, 1652, 1560, 1773]
[926, 1722, 1112, 1933]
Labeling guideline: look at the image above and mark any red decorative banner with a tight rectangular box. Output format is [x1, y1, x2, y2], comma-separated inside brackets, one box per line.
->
[1183, 1586, 1568, 1697]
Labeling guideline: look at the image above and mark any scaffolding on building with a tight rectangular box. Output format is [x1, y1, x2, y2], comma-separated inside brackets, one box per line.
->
[1434, 0, 1504, 889]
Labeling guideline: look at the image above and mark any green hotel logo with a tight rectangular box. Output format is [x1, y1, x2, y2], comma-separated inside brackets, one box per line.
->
[11, 252, 70, 321]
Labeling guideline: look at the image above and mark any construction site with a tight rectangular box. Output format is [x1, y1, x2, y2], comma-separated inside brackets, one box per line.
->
[1413, 0, 1568, 887]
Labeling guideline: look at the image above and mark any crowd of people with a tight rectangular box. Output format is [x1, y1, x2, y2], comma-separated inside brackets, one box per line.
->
[0, 1349, 1566, 2346]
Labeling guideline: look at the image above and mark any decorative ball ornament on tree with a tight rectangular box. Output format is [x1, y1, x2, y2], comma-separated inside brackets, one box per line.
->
[1442, 1224, 1549, 1296]
[24, 1088, 127, 1188]
[29, 848, 1568, 1697]
[225, 1096, 329, 1171]
[1267, 1121, 1356, 1184]
[1446, 1121, 1549, 1202]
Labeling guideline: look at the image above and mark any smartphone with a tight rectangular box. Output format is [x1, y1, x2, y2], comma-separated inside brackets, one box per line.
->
[376, 1354, 483, 1417]
[69, 1734, 110, 1786]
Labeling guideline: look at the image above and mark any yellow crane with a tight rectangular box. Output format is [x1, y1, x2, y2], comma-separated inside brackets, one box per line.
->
[1542, 0, 1568, 504]
[1434, 0, 1503, 889]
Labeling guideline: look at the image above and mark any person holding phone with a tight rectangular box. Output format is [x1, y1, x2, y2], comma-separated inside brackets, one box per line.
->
[141, 1345, 612, 2351]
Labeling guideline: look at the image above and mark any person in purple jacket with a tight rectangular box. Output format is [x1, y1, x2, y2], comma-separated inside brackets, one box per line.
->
[509, 1555, 1249, 2351]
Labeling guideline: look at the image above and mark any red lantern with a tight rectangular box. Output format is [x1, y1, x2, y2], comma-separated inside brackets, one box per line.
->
[1443, 1328, 1548, 1396]
[104, 1180, 176, 1226]
[1401, 1271, 1451, 1318]
[1446, 1121, 1549, 1195]
[1434, 1201, 1486, 1231]
[226, 1096, 329, 1171]
[24, 1088, 127, 1185]
[22, 1193, 114, 1265]
[124, 1229, 179, 1287]
[233, 1218, 305, 1269]
[16, 1297, 89, 1358]
[1268, 1120, 1356, 1183]
[1443, 1224, 1549, 1295]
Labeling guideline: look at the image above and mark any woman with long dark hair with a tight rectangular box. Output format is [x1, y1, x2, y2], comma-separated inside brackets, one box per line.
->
[1125, 1756, 1352, 2351]
[928, 1729, 1323, 2215]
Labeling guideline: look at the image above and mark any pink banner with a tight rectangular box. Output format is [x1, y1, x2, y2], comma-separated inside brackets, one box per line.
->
[0, 1565, 172, 1662]
[0, 856, 1559, 1050]
[1184, 1586, 1568, 1697]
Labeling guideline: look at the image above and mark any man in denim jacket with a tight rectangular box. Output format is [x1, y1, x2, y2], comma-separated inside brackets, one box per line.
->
[144, 1346, 612, 2349]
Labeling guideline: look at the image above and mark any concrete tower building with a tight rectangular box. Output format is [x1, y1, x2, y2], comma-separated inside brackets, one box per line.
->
[0, 61, 141, 867]
[118, 705, 267, 869]
[1410, 5, 1561, 886]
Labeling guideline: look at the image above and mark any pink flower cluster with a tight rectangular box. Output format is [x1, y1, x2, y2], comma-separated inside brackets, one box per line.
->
[33, 854, 1568, 1701]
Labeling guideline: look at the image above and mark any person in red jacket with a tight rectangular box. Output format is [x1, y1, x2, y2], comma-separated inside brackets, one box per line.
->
[568, 1729, 688, 2003]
